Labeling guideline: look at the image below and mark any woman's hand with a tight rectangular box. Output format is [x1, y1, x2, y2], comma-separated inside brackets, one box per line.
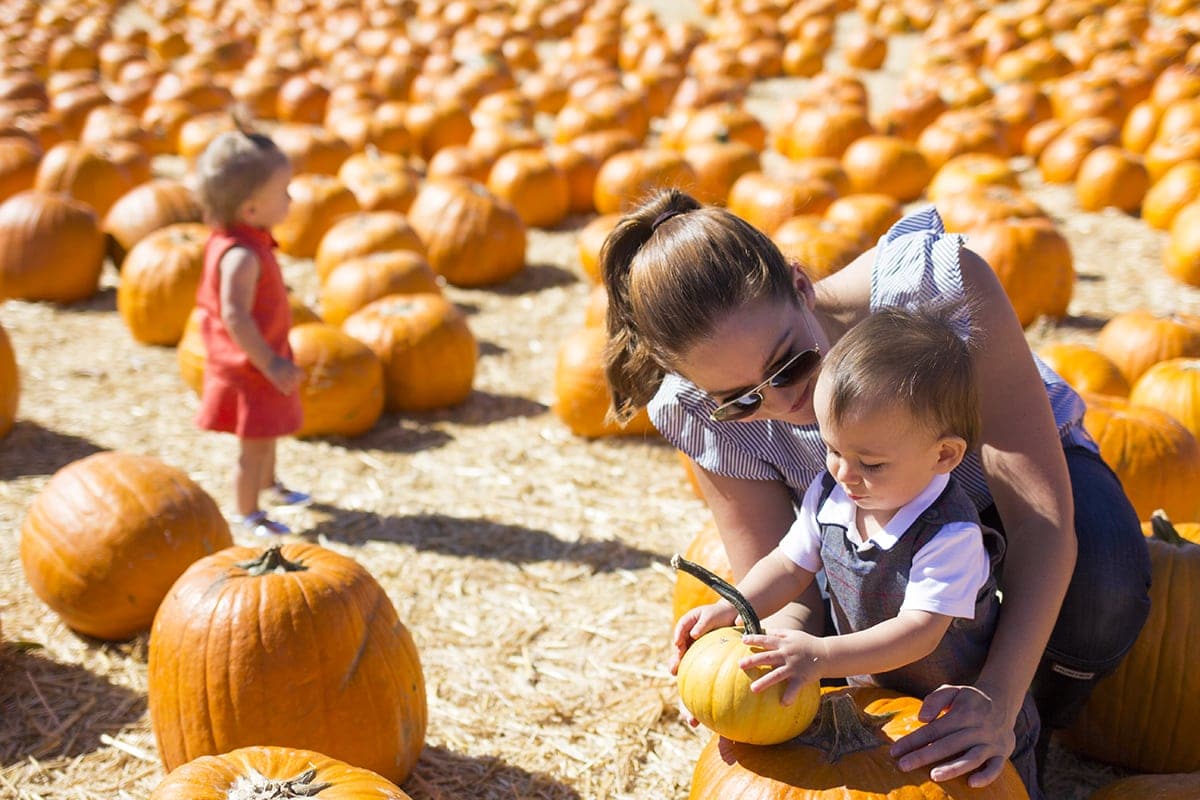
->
[739, 629, 825, 706]
[889, 684, 1016, 787]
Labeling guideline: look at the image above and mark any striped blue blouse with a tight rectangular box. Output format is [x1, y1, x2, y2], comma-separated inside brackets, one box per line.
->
[647, 206, 1097, 511]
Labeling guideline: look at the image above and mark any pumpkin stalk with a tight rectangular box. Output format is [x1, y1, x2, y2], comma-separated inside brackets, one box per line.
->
[227, 766, 332, 799]
[1150, 509, 1189, 546]
[670, 553, 762, 635]
[237, 545, 307, 576]
[795, 691, 896, 763]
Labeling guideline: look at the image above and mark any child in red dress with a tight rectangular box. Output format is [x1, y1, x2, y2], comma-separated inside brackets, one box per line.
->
[192, 123, 310, 535]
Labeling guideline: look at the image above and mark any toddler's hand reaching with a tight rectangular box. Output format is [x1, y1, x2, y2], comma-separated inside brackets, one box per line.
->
[670, 600, 737, 675]
[739, 629, 826, 706]
[265, 355, 303, 395]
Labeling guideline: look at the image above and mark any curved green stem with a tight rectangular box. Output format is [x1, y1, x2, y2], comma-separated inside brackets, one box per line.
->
[671, 553, 762, 635]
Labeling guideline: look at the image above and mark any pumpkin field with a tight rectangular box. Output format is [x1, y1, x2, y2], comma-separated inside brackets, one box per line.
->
[3, 0, 1200, 797]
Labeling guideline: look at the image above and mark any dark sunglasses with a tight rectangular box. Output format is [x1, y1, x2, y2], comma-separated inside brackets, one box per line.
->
[709, 346, 821, 423]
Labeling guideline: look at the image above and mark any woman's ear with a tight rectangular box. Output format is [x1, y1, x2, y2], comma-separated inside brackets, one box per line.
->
[790, 261, 816, 309]
[934, 436, 968, 474]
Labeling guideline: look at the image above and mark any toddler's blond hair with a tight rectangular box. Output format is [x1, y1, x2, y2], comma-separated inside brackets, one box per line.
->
[193, 116, 289, 227]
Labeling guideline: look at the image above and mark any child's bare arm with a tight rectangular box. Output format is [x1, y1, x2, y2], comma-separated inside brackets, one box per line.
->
[740, 610, 953, 702]
[737, 548, 818, 622]
[218, 247, 301, 394]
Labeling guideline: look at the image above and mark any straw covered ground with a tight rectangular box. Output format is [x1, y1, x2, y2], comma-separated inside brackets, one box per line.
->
[3, 2, 1200, 798]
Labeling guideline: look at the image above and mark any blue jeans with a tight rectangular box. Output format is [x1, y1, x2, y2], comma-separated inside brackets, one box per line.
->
[980, 444, 1152, 730]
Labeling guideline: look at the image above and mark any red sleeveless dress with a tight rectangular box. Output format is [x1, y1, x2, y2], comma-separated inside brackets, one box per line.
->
[193, 223, 302, 438]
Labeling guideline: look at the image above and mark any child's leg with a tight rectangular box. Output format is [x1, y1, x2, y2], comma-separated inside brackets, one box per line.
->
[260, 436, 278, 491]
[236, 436, 274, 516]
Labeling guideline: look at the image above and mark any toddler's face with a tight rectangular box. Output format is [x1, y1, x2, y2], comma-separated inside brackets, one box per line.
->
[241, 163, 293, 228]
[813, 374, 964, 516]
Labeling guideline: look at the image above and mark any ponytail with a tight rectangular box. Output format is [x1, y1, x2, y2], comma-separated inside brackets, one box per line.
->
[602, 190, 701, 423]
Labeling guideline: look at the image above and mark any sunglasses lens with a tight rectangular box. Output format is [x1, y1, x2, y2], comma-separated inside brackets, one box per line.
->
[770, 349, 820, 389]
[711, 394, 762, 422]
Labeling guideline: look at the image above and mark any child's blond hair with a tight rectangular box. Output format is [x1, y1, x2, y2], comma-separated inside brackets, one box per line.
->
[193, 116, 289, 227]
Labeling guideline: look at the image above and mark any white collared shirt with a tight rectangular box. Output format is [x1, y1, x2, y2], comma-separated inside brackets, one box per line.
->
[779, 472, 991, 619]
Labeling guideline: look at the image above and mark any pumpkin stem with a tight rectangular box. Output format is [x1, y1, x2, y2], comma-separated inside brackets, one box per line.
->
[227, 766, 332, 799]
[670, 554, 762, 635]
[795, 692, 896, 763]
[237, 545, 307, 576]
[1150, 509, 1188, 547]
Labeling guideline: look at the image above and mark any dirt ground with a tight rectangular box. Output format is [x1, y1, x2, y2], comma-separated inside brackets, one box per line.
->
[2, 1, 1200, 799]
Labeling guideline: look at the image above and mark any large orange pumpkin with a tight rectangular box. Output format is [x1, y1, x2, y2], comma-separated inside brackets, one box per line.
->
[592, 147, 699, 215]
[577, 212, 622, 284]
[1129, 358, 1200, 440]
[149, 745, 413, 799]
[771, 216, 864, 280]
[312, 210, 425, 283]
[342, 293, 477, 412]
[0, 190, 106, 303]
[840, 135, 931, 201]
[318, 251, 441, 326]
[823, 194, 902, 244]
[33, 140, 141, 218]
[0, 320, 17, 438]
[1036, 342, 1129, 398]
[148, 543, 427, 784]
[116, 222, 208, 345]
[962, 218, 1074, 328]
[1165, 200, 1200, 286]
[406, 176, 527, 287]
[273, 173, 360, 260]
[553, 325, 657, 438]
[1062, 513, 1200, 773]
[102, 178, 203, 266]
[1082, 393, 1200, 522]
[671, 520, 732, 624]
[926, 153, 1020, 204]
[1142, 160, 1200, 230]
[690, 687, 1030, 799]
[486, 147, 570, 228]
[289, 322, 385, 438]
[1074, 145, 1151, 213]
[1094, 310, 1200, 384]
[727, 171, 838, 235]
[20, 451, 232, 641]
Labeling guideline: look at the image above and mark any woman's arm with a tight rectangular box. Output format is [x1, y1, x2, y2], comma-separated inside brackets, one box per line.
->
[890, 248, 1077, 784]
[689, 462, 828, 634]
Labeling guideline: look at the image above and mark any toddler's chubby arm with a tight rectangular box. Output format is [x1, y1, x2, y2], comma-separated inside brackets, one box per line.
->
[741, 609, 953, 704]
[218, 246, 302, 395]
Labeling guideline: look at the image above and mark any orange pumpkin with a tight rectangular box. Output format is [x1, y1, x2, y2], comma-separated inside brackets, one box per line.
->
[103, 178, 203, 266]
[842, 27, 888, 70]
[1095, 310, 1200, 383]
[407, 177, 527, 287]
[116, 223, 208, 346]
[546, 142, 602, 215]
[1129, 358, 1200, 440]
[671, 520, 731, 624]
[593, 147, 699, 215]
[289, 322, 385, 438]
[771, 216, 864, 279]
[1143, 161, 1200, 230]
[0, 190, 106, 303]
[486, 147, 570, 229]
[1145, 130, 1200, 183]
[149, 745, 413, 799]
[780, 104, 873, 160]
[690, 687, 1030, 799]
[0, 319, 17, 438]
[1037, 118, 1121, 183]
[926, 153, 1020, 204]
[1075, 146, 1150, 213]
[1036, 342, 1130, 397]
[319, 251, 441, 326]
[577, 212, 622, 284]
[1165, 200, 1200, 286]
[0, 137, 41, 202]
[840, 135, 931, 201]
[1082, 393, 1200, 521]
[337, 148, 419, 213]
[20, 451, 232, 640]
[553, 325, 657, 438]
[273, 173, 360, 260]
[682, 139, 761, 206]
[1063, 513, 1200, 773]
[823, 194, 902, 244]
[727, 171, 839, 235]
[936, 185, 1047, 233]
[963, 218, 1074, 328]
[915, 109, 1008, 170]
[313, 211, 425, 284]
[342, 293, 477, 412]
[148, 543, 427, 784]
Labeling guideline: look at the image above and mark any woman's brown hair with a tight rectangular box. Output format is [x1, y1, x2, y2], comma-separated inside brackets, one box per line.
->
[601, 189, 800, 423]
